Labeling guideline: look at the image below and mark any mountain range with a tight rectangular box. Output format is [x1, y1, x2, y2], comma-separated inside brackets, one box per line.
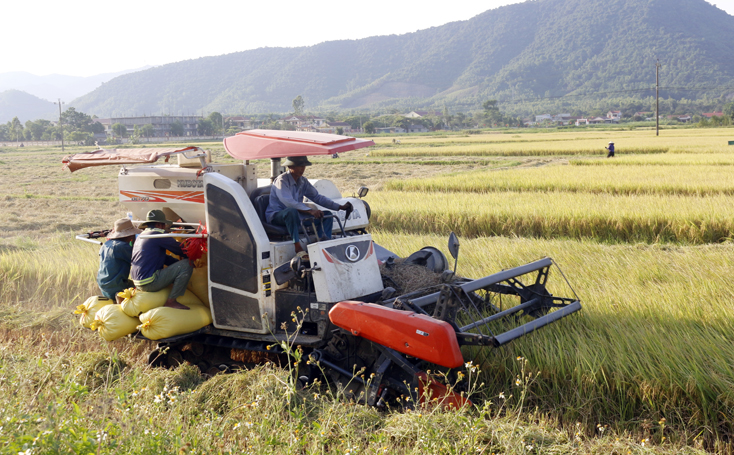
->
[7, 0, 734, 120]
[0, 66, 150, 123]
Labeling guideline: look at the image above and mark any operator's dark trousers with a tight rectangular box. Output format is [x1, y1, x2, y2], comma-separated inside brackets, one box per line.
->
[271, 208, 333, 243]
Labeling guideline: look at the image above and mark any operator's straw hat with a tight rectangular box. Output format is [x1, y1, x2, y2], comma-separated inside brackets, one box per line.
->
[139, 209, 173, 228]
[283, 156, 312, 167]
[108, 218, 142, 239]
[609, 141, 614, 144]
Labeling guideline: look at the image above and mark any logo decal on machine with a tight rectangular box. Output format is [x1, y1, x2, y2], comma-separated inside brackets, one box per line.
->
[345, 245, 360, 262]
[119, 190, 205, 204]
[322, 240, 374, 265]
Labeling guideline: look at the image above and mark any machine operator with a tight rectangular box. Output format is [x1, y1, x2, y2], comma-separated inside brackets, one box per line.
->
[265, 156, 352, 258]
[130, 210, 193, 310]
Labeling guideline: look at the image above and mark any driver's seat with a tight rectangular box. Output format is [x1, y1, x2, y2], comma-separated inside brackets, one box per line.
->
[250, 186, 310, 240]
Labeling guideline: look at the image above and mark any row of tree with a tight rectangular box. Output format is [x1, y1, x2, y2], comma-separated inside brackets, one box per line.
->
[0, 110, 241, 144]
[4, 97, 734, 144]
[0, 108, 105, 144]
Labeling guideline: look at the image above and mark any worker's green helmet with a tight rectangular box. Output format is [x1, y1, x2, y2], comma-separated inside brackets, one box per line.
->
[140, 209, 172, 228]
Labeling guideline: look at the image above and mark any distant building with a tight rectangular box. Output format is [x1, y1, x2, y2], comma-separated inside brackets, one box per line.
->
[535, 113, 570, 124]
[96, 115, 201, 137]
[407, 124, 428, 133]
[282, 115, 328, 131]
[702, 112, 724, 118]
[607, 110, 622, 120]
[405, 111, 442, 118]
[323, 121, 353, 134]
[668, 115, 692, 123]
[226, 116, 255, 130]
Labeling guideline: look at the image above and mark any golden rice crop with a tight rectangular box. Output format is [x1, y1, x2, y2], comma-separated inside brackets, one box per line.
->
[371, 141, 668, 157]
[384, 164, 734, 196]
[369, 190, 734, 244]
[0, 239, 99, 310]
[571, 153, 734, 166]
[370, 127, 734, 146]
[372, 232, 734, 437]
[370, 128, 734, 156]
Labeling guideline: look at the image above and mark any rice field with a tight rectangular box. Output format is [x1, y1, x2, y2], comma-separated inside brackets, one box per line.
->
[367, 126, 734, 449]
[571, 153, 734, 166]
[372, 233, 734, 435]
[384, 165, 734, 196]
[369, 191, 734, 243]
[3, 126, 734, 453]
[369, 129, 734, 156]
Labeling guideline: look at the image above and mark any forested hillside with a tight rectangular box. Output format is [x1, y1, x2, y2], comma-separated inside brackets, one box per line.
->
[0, 90, 56, 123]
[71, 0, 734, 116]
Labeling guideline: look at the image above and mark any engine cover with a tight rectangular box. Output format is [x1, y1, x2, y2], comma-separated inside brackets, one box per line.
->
[308, 235, 383, 303]
[329, 301, 464, 369]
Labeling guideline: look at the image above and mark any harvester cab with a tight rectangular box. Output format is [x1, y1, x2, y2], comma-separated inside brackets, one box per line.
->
[64, 129, 582, 408]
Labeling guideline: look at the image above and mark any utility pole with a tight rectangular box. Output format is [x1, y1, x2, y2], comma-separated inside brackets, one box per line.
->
[55, 99, 65, 152]
[655, 60, 660, 136]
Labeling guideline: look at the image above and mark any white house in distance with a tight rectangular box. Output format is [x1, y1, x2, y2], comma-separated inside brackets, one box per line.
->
[405, 111, 442, 118]
[282, 115, 328, 130]
[607, 110, 622, 120]
[225, 116, 255, 130]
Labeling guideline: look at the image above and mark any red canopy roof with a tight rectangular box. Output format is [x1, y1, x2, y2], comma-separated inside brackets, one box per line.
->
[62, 146, 202, 172]
[223, 129, 374, 161]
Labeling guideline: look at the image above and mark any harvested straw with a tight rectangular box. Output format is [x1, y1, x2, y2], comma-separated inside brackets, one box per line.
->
[380, 258, 446, 294]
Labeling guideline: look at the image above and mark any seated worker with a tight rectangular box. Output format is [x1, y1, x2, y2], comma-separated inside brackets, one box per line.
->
[130, 210, 193, 310]
[265, 156, 352, 256]
[97, 218, 141, 303]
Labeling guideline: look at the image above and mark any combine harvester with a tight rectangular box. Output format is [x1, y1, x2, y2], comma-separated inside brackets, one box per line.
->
[64, 130, 581, 407]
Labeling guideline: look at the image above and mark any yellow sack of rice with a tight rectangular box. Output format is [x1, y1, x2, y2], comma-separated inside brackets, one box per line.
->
[119, 287, 202, 317]
[138, 304, 212, 340]
[91, 304, 140, 341]
[187, 266, 210, 307]
[74, 295, 114, 329]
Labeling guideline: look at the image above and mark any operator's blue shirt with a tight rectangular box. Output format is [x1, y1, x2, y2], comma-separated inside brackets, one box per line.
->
[130, 228, 187, 286]
[97, 239, 134, 299]
[265, 172, 341, 223]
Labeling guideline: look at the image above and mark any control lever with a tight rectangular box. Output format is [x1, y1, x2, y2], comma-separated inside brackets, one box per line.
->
[342, 202, 353, 232]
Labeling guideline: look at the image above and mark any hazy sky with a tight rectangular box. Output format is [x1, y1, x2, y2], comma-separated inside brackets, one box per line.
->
[3, 0, 733, 78]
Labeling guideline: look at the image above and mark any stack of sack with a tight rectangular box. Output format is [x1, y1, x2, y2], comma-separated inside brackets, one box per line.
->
[187, 253, 210, 306]
[77, 260, 212, 341]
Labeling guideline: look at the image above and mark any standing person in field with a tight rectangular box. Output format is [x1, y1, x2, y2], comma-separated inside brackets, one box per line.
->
[605, 141, 615, 158]
[266, 156, 352, 257]
[130, 210, 193, 310]
[97, 218, 141, 303]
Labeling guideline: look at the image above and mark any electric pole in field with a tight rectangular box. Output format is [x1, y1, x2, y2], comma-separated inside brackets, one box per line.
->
[655, 60, 660, 136]
[55, 99, 65, 151]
